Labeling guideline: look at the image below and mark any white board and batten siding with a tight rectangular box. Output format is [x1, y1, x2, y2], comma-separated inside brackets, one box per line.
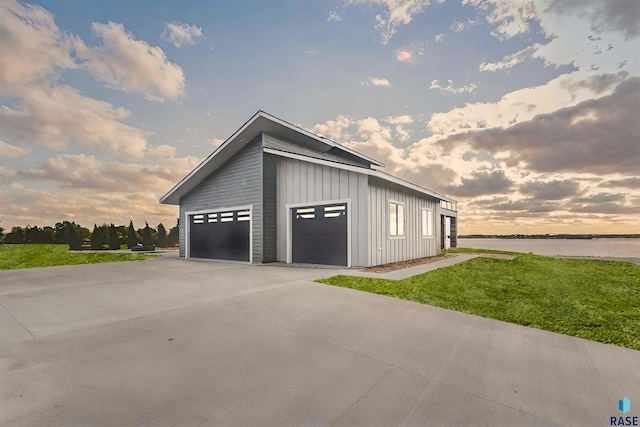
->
[368, 178, 439, 266]
[275, 156, 369, 267]
[179, 136, 264, 261]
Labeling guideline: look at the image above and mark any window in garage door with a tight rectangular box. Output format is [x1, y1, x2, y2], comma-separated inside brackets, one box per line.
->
[189, 209, 250, 261]
[291, 203, 348, 266]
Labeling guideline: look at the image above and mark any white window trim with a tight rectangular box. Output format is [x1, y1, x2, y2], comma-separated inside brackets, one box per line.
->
[421, 208, 433, 239]
[388, 199, 405, 240]
[184, 205, 253, 262]
[286, 198, 352, 267]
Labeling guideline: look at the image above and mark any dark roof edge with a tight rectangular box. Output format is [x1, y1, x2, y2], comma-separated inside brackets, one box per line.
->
[258, 111, 384, 167]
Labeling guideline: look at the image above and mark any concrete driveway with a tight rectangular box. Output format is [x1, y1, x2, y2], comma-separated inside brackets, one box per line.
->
[0, 258, 638, 426]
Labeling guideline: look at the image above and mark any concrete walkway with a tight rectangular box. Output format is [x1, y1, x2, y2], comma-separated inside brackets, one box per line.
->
[1, 258, 638, 426]
[348, 253, 481, 280]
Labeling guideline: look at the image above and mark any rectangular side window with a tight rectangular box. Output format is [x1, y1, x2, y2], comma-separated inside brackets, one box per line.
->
[389, 202, 405, 237]
[422, 208, 433, 237]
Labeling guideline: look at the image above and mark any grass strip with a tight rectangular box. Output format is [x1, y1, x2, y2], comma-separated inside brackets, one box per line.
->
[0, 244, 156, 270]
[318, 252, 640, 350]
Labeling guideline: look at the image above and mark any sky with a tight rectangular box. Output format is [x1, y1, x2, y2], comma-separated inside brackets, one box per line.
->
[0, 0, 638, 235]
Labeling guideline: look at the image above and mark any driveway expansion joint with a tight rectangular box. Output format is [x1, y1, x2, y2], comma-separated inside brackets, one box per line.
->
[0, 301, 35, 341]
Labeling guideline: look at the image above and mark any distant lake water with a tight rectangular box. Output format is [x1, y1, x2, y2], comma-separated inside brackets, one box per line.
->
[457, 238, 640, 258]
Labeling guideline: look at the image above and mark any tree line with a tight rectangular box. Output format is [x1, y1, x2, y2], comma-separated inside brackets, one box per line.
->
[0, 220, 179, 250]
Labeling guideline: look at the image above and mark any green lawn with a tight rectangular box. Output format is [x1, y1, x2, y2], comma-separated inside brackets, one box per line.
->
[0, 244, 156, 270]
[318, 250, 640, 350]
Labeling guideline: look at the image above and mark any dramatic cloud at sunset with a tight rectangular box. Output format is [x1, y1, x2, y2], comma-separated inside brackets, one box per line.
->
[1, 0, 638, 234]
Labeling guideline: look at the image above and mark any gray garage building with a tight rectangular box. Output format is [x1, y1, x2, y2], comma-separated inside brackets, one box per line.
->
[160, 111, 457, 267]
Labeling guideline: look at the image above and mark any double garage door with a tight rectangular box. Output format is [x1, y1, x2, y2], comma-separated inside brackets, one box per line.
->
[189, 209, 250, 261]
[188, 203, 348, 266]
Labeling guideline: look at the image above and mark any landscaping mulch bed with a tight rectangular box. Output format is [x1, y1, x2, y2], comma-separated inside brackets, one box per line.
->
[362, 252, 515, 273]
[362, 254, 457, 273]
[464, 252, 516, 260]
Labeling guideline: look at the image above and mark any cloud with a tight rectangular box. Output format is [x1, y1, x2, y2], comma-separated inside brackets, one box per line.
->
[464, 0, 538, 40]
[519, 179, 580, 199]
[349, 0, 431, 44]
[434, 33, 445, 43]
[4, 149, 199, 228]
[0, 84, 151, 158]
[560, 71, 629, 95]
[19, 153, 199, 193]
[393, 163, 458, 192]
[450, 17, 481, 32]
[384, 115, 413, 125]
[427, 72, 627, 136]
[545, 0, 640, 39]
[439, 77, 640, 175]
[1, 185, 179, 230]
[0, 2, 184, 160]
[430, 79, 477, 93]
[570, 202, 640, 215]
[147, 144, 177, 158]
[572, 192, 625, 204]
[599, 177, 640, 189]
[76, 22, 185, 101]
[445, 169, 513, 197]
[311, 115, 353, 140]
[361, 76, 391, 87]
[0, 0, 77, 91]
[0, 165, 16, 177]
[0, 139, 28, 158]
[479, 43, 542, 72]
[327, 10, 342, 23]
[568, 193, 640, 215]
[383, 115, 414, 142]
[396, 49, 413, 62]
[477, 197, 557, 213]
[312, 114, 413, 174]
[312, 113, 502, 197]
[162, 22, 204, 48]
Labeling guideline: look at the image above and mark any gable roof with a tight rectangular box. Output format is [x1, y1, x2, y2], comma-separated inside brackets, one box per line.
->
[160, 110, 456, 205]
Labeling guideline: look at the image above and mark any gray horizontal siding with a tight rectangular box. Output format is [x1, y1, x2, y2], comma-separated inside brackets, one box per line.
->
[368, 177, 439, 266]
[275, 156, 369, 267]
[179, 135, 263, 262]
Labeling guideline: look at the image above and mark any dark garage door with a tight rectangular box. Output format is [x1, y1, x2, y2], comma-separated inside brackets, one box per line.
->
[189, 209, 250, 261]
[292, 203, 347, 266]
